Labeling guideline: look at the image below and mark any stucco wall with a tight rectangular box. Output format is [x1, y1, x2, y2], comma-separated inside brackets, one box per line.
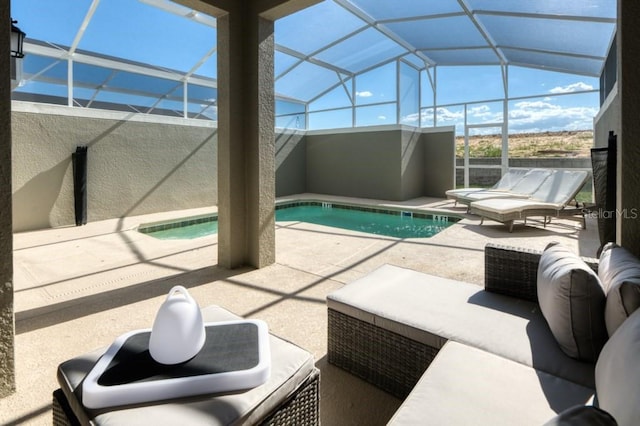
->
[12, 103, 217, 232]
[305, 125, 455, 201]
[306, 127, 401, 199]
[0, 3, 14, 397]
[10, 105, 455, 232]
[423, 130, 456, 198]
[399, 129, 425, 199]
[594, 83, 621, 148]
[275, 128, 306, 197]
[617, 0, 640, 256]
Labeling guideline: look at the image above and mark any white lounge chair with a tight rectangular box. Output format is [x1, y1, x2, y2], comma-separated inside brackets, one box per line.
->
[445, 168, 530, 206]
[455, 168, 554, 207]
[469, 170, 589, 232]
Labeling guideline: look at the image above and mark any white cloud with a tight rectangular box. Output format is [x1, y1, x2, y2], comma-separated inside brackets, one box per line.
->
[383, 97, 595, 134]
[436, 107, 464, 122]
[400, 110, 434, 124]
[468, 105, 502, 122]
[401, 113, 419, 124]
[469, 105, 490, 114]
[513, 100, 560, 111]
[549, 82, 594, 94]
[356, 90, 373, 98]
[508, 100, 597, 133]
[377, 115, 387, 121]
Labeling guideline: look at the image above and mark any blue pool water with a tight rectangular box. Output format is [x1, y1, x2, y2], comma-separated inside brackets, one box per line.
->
[146, 219, 219, 240]
[140, 203, 458, 240]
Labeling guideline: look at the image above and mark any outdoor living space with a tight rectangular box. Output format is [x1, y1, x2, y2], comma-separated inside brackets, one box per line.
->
[2, 193, 600, 425]
[5, 0, 640, 424]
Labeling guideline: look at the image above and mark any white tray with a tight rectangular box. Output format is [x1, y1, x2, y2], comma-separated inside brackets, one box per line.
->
[82, 320, 271, 409]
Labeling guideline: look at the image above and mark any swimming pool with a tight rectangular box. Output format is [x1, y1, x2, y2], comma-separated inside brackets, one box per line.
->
[138, 201, 460, 240]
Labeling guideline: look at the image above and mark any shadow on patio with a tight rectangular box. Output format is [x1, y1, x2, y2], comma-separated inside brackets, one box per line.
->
[2, 196, 599, 425]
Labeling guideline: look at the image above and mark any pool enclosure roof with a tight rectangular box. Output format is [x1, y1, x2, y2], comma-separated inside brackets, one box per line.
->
[13, 0, 616, 112]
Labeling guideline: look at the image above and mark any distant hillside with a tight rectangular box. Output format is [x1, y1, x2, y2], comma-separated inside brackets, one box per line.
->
[455, 130, 593, 158]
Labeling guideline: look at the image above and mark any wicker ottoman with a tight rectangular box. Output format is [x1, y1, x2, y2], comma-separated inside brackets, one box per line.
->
[52, 305, 319, 426]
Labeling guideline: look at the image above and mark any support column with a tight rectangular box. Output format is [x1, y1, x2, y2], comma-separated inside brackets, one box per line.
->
[216, 6, 275, 269]
[617, 0, 640, 257]
[0, 3, 16, 397]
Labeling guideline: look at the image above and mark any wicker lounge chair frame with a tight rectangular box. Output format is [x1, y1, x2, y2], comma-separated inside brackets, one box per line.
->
[473, 204, 587, 232]
[326, 244, 598, 399]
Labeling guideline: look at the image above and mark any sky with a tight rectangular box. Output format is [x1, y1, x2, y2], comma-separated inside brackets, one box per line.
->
[12, 0, 606, 135]
[297, 61, 600, 134]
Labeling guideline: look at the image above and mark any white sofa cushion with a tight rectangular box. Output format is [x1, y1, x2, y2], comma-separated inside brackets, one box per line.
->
[388, 341, 595, 426]
[327, 264, 595, 388]
[595, 307, 640, 426]
[598, 242, 640, 336]
[537, 243, 608, 362]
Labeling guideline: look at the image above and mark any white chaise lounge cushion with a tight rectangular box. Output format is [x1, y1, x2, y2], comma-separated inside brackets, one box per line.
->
[445, 168, 530, 199]
[459, 190, 531, 203]
[387, 341, 595, 426]
[470, 198, 562, 216]
[469, 170, 590, 216]
[457, 168, 554, 204]
[529, 170, 589, 205]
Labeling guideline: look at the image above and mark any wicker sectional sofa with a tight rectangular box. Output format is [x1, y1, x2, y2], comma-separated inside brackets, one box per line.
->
[327, 243, 640, 425]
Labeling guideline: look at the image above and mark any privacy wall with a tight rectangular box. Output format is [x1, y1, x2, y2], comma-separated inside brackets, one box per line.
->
[305, 126, 455, 201]
[11, 104, 455, 232]
[12, 103, 217, 232]
[275, 128, 306, 196]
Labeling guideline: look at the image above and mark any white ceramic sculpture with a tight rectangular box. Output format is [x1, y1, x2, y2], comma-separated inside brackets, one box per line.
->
[149, 285, 206, 365]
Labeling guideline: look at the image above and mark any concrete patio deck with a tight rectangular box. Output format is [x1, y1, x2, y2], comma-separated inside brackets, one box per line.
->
[1, 194, 600, 425]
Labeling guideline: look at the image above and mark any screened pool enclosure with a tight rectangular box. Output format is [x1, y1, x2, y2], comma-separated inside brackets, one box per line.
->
[12, 0, 616, 184]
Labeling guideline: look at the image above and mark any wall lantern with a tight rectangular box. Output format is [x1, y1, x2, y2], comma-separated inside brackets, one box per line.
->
[10, 19, 26, 90]
[11, 19, 25, 58]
